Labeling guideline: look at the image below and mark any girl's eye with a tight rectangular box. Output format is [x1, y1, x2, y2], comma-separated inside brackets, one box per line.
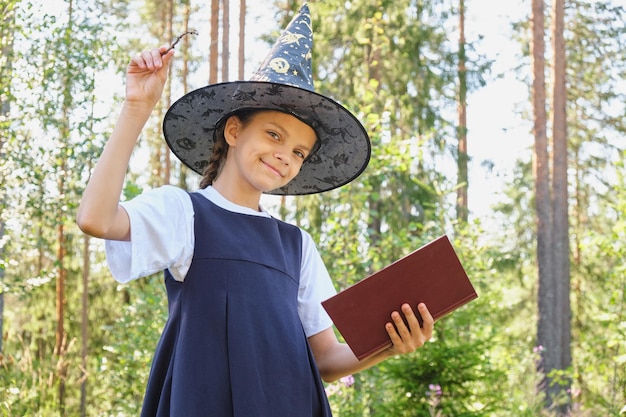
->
[294, 150, 305, 159]
[268, 131, 279, 140]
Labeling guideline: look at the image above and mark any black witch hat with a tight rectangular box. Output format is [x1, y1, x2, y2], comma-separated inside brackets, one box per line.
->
[163, 4, 371, 195]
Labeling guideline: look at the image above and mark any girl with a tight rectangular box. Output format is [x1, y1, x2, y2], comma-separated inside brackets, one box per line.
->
[77, 5, 434, 416]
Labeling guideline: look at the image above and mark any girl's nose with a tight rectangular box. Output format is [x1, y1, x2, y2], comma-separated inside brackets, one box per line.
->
[274, 148, 291, 165]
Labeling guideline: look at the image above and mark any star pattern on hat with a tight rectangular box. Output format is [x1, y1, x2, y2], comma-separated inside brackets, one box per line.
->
[281, 32, 306, 45]
[248, 4, 314, 89]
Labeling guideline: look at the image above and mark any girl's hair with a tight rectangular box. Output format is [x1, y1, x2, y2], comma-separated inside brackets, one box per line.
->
[199, 109, 258, 189]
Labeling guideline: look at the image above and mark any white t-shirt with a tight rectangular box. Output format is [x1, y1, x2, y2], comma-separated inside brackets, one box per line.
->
[104, 185, 336, 337]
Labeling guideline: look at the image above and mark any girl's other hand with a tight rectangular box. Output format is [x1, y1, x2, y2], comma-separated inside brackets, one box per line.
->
[125, 46, 174, 108]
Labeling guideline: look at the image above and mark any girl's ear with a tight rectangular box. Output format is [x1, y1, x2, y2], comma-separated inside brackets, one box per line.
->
[224, 115, 242, 146]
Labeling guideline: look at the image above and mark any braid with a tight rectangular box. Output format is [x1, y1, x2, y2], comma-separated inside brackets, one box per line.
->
[199, 132, 227, 189]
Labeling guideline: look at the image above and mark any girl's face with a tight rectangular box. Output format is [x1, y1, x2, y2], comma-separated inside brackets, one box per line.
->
[222, 110, 317, 194]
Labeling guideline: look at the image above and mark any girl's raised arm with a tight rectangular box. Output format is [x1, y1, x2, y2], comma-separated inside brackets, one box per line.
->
[76, 46, 174, 240]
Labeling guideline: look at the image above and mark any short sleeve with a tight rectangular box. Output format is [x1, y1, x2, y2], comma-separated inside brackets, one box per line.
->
[104, 185, 195, 283]
[297, 230, 337, 337]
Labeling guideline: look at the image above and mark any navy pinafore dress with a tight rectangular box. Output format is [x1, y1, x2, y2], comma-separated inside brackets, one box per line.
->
[139, 192, 332, 417]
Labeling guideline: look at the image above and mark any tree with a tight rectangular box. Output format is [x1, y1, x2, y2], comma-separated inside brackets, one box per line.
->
[164, 0, 174, 183]
[531, 0, 557, 407]
[221, 0, 229, 81]
[238, 0, 246, 79]
[209, 0, 219, 84]
[456, 0, 468, 223]
[550, 0, 571, 413]
[176, 0, 193, 189]
[140, 0, 175, 186]
[531, 0, 571, 411]
[0, 0, 19, 357]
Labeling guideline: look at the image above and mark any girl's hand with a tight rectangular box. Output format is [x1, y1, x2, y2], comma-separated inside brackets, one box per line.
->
[125, 46, 174, 108]
[385, 303, 434, 356]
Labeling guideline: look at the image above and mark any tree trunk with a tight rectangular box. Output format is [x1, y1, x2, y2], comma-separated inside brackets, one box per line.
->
[178, 0, 192, 189]
[531, 0, 558, 406]
[80, 234, 90, 417]
[456, 0, 468, 223]
[164, 0, 174, 184]
[534, 0, 572, 412]
[221, 0, 230, 82]
[551, 0, 571, 411]
[238, 0, 246, 79]
[56, 2, 76, 413]
[365, 15, 383, 254]
[0, 0, 16, 356]
[0, 220, 4, 354]
[209, 0, 219, 84]
[55, 215, 67, 416]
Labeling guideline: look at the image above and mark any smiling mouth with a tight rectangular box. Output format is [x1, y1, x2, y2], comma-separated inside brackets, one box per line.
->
[262, 160, 285, 178]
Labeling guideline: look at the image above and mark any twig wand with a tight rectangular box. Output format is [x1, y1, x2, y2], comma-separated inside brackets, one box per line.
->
[163, 30, 198, 54]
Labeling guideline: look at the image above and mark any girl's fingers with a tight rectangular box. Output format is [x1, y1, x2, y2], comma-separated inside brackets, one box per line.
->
[386, 303, 434, 355]
[143, 49, 163, 70]
[391, 308, 411, 338]
[417, 303, 434, 339]
[130, 47, 171, 71]
[401, 303, 421, 329]
[130, 52, 145, 69]
[385, 321, 402, 346]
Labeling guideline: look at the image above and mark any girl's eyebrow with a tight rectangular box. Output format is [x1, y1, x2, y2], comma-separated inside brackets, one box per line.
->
[266, 121, 288, 137]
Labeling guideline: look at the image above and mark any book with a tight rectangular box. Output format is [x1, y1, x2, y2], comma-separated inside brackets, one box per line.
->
[321, 235, 477, 360]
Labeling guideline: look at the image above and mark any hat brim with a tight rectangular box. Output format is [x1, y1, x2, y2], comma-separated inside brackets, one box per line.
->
[163, 81, 371, 195]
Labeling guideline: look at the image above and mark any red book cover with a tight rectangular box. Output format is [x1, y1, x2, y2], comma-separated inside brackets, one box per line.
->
[322, 235, 477, 360]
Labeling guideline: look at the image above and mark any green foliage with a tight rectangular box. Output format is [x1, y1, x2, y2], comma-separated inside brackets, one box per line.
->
[1, 0, 143, 415]
[378, 338, 502, 416]
[567, 152, 626, 415]
[92, 276, 166, 416]
[1, 261, 122, 415]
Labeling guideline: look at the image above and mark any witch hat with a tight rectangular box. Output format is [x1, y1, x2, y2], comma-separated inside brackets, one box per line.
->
[163, 4, 371, 195]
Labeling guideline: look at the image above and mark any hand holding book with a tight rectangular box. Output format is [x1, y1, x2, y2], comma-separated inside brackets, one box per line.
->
[322, 235, 477, 360]
[383, 302, 434, 357]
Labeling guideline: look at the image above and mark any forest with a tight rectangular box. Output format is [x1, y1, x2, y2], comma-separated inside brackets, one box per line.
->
[1, 0, 625, 416]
